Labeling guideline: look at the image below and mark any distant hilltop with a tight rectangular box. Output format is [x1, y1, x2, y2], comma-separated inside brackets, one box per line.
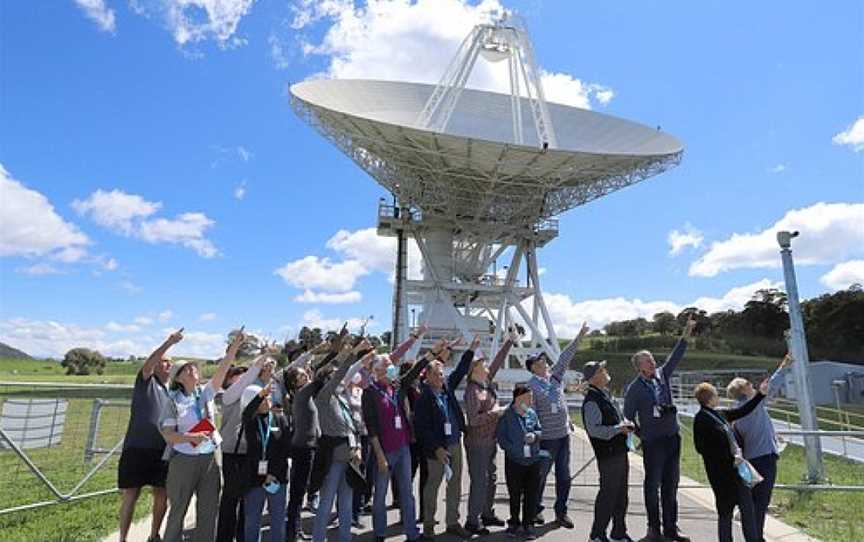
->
[0, 342, 32, 359]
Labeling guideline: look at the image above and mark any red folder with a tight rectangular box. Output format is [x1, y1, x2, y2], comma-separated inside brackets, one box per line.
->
[188, 417, 216, 447]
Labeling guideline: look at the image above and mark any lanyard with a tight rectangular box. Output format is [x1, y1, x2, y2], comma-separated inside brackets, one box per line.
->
[640, 375, 665, 404]
[533, 375, 559, 402]
[257, 412, 273, 458]
[337, 395, 356, 431]
[371, 382, 399, 408]
[703, 408, 740, 456]
[434, 390, 450, 422]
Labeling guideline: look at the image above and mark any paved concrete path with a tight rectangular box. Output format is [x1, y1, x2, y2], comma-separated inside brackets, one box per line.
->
[107, 429, 816, 542]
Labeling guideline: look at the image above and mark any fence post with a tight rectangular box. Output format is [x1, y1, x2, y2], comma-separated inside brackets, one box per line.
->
[84, 399, 105, 464]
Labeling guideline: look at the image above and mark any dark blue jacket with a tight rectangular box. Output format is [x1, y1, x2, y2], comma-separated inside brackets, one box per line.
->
[496, 405, 543, 466]
[414, 349, 473, 458]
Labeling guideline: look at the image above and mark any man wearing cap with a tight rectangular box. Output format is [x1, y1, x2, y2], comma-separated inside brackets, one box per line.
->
[117, 329, 182, 542]
[623, 318, 696, 542]
[525, 321, 589, 529]
[581, 360, 635, 542]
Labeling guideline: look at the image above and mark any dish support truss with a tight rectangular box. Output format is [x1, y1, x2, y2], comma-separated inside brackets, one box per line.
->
[379, 203, 561, 364]
[416, 17, 558, 150]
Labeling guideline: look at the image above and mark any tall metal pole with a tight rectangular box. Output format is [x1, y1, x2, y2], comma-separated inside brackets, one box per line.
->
[777, 230, 824, 482]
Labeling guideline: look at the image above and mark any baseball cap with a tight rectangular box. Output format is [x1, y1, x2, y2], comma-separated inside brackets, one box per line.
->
[582, 360, 607, 381]
[525, 352, 547, 372]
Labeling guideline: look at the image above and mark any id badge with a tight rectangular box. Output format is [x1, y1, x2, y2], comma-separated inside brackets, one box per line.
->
[653, 406, 662, 418]
[394, 416, 402, 430]
[524, 445, 531, 458]
[444, 423, 452, 436]
[347, 433, 357, 448]
[551, 403, 559, 414]
[257, 460, 268, 476]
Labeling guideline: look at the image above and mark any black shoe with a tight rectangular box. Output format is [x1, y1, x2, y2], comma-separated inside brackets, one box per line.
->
[610, 535, 634, 542]
[375, 537, 385, 542]
[533, 513, 545, 526]
[353, 518, 367, 529]
[298, 530, 312, 541]
[505, 525, 520, 537]
[465, 522, 490, 536]
[523, 526, 537, 540]
[481, 516, 506, 527]
[446, 524, 472, 539]
[663, 531, 691, 542]
[590, 535, 611, 542]
[639, 530, 664, 542]
[556, 515, 574, 529]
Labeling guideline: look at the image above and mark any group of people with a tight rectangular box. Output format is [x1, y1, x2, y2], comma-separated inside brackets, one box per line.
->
[116, 316, 790, 542]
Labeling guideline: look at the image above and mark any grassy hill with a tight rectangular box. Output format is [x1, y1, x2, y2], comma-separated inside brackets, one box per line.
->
[0, 342, 31, 359]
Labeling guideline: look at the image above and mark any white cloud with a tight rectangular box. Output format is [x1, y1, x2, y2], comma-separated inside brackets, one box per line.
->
[326, 227, 422, 279]
[158, 310, 174, 322]
[294, 290, 362, 304]
[542, 278, 782, 336]
[130, 0, 255, 48]
[689, 202, 864, 277]
[138, 212, 218, 257]
[74, 0, 117, 33]
[134, 316, 154, 326]
[16, 263, 63, 276]
[234, 181, 247, 200]
[0, 164, 90, 260]
[268, 33, 292, 69]
[667, 224, 703, 256]
[198, 312, 217, 322]
[102, 257, 118, 271]
[299, 309, 374, 333]
[236, 146, 252, 161]
[106, 321, 142, 333]
[820, 260, 864, 291]
[73, 189, 161, 234]
[292, 0, 613, 109]
[75, 189, 218, 257]
[832, 116, 864, 152]
[275, 256, 368, 291]
[120, 280, 143, 294]
[768, 163, 787, 174]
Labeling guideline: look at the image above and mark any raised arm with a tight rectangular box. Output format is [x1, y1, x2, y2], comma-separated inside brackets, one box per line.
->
[766, 354, 792, 399]
[286, 349, 315, 371]
[318, 340, 369, 399]
[142, 328, 183, 380]
[209, 328, 245, 392]
[401, 338, 448, 388]
[660, 318, 696, 379]
[721, 391, 766, 422]
[553, 322, 588, 380]
[390, 323, 427, 363]
[448, 335, 479, 390]
[222, 354, 266, 405]
[489, 328, 519, 382]
[342, 351, 375, 386]
[242, 385, 269, 424]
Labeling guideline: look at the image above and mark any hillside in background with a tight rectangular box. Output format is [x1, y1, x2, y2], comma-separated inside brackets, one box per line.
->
[0, 342, 31, 360]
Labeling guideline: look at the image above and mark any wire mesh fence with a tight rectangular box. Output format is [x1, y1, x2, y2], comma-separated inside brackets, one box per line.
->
[0, 382, 133, 515]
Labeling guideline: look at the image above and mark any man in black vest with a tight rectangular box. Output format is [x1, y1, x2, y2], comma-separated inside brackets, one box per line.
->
[581, 361, 636, 542]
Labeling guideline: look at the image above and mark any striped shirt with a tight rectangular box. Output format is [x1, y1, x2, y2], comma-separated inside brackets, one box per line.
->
[526, 337, 582, 440]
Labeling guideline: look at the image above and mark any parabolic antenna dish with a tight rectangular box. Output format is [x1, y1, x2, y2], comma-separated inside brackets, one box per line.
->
[290, 78, 683, 234]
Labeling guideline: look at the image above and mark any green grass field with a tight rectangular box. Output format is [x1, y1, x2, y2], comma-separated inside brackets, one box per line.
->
[676, 419, 864, 542]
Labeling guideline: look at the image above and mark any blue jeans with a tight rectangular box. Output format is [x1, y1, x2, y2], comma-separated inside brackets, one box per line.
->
[537, 435, 571, 517]
[313, 461, 353, 542]
[642, 434, 681, 533]
[373, 445, 419, 539]
[243, 485, 286, 542]
[749, 454, 778, 542]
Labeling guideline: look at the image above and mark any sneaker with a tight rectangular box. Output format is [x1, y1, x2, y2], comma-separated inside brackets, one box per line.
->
[610, 536, 635, 542]
[557, 515, 574, 529]
[298, 529, 312, 541]
[590, 535, 610, 542]
[481, 515, 506, 527]
[446, 524, 473, 538]
[505, 525, 520, 537]
[353, 518, 368, 529]
[523, 526, 537, 540]
[663, 531, 691, 542]
[465, 522, 490, 535]
[533, 513, 545, 526]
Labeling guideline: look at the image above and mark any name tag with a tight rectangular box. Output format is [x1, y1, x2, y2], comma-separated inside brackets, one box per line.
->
[444, 423, 452, 436]
[257, 460, 268, 476]
[347, 433, 357, 448]
[524, 445, 531, 458]
[653, 406, 662, 418]
[551, 404, 559, 414]
[395, 416, 403, 430]
[271, 427, 280, 433]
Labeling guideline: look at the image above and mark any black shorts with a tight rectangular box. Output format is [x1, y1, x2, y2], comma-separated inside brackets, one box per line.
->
[118, 447, 169, 489]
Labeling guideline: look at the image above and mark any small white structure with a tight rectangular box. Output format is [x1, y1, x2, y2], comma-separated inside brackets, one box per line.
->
[783, 361, 864, 406]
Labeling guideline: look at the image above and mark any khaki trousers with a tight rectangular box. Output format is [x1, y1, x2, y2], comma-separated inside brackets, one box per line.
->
[423, 441, 463, 532]
[163, 453, 221, 542]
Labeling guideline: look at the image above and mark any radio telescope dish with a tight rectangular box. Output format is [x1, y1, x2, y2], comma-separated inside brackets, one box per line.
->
[289, 17, 683, 365]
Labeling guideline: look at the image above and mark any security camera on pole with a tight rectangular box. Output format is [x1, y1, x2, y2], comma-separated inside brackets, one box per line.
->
[777, 230, 824, 482]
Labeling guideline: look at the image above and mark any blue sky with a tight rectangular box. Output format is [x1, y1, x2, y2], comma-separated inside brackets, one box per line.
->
[1, 0, 862, 358]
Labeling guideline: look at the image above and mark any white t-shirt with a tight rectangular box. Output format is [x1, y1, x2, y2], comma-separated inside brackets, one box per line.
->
[162, 382, 223, 455]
